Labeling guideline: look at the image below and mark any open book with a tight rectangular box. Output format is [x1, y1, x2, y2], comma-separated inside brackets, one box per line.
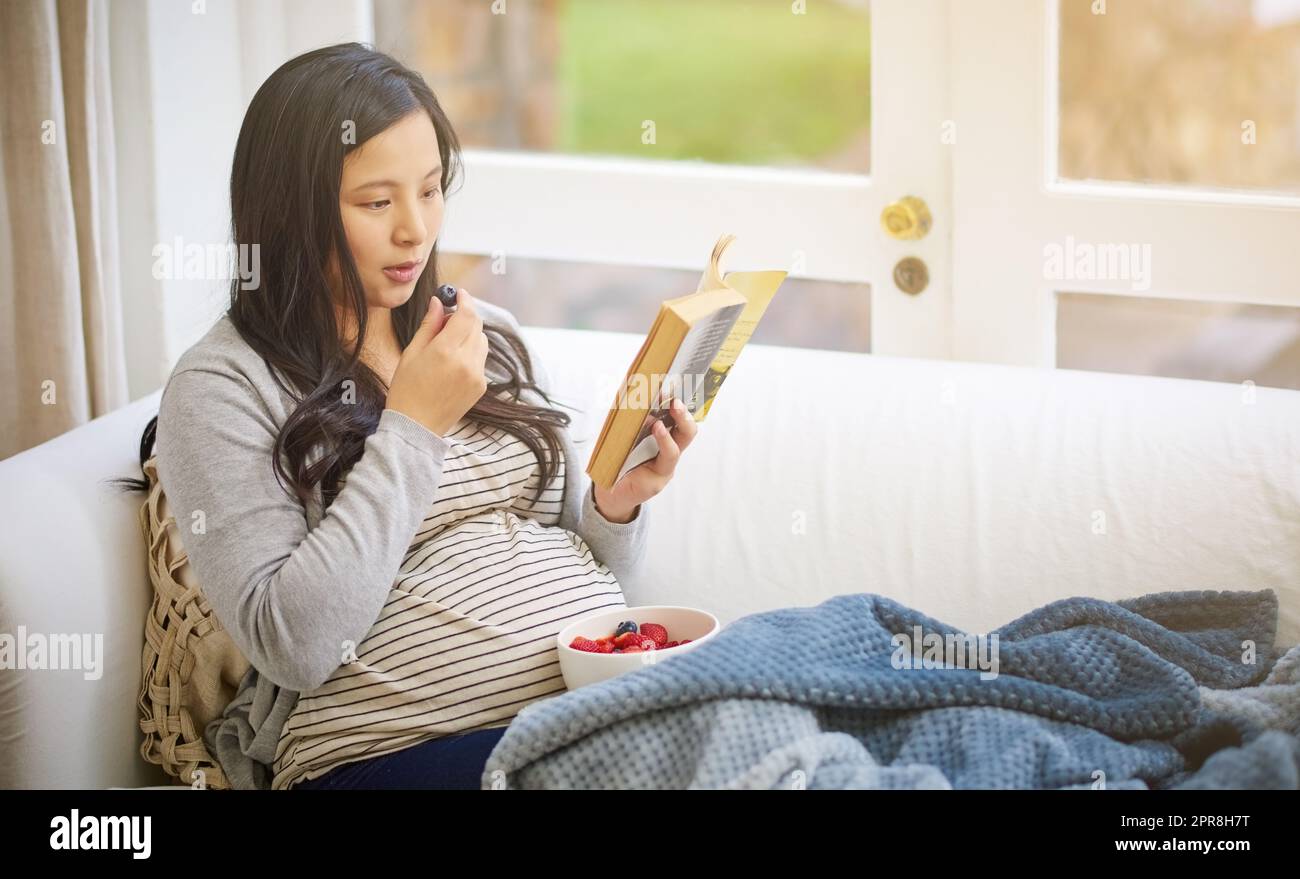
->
[585, 234, 788, 491]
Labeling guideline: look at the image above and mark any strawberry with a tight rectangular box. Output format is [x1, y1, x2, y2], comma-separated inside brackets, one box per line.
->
[622, 646, 644, 653]
[639, 623, 669, 647]
[664, 641, 679, 649]
[569, 637, 602, 653]
[614, 631, 643, 649]
[598, 641, 615, 653]
[637, 637, 657, 651]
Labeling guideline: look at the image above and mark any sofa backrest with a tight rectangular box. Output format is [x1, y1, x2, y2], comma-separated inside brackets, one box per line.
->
[538, 327, 1300, 649]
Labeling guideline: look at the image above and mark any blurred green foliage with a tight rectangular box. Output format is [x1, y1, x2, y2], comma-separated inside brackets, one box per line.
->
[558, 0, 871, 167]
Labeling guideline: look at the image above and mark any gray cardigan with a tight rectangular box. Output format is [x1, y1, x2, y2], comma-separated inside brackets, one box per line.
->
[154, 300, 650, 790]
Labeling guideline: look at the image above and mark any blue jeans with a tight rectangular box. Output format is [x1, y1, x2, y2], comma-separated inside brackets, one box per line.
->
[292, 726, 509, 790]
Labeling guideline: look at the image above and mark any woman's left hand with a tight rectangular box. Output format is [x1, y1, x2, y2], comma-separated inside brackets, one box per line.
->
[592, 397, 698, 523]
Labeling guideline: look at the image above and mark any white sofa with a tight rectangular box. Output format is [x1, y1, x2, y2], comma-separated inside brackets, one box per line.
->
[3, 325, 1299, 789]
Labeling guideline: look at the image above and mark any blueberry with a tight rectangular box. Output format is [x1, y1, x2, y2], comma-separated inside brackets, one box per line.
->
[614, 620, 638, 637]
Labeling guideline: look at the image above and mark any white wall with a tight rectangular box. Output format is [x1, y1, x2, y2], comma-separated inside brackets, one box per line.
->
[110, 0, 372, 401]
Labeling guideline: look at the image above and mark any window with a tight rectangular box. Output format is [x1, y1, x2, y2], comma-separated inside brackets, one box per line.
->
[376, 0, 874, 350]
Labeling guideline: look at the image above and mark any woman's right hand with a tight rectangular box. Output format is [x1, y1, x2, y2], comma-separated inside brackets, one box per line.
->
[386, 288, 488, 437]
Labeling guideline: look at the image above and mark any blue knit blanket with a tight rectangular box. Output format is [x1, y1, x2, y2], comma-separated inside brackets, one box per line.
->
[480, 590, 1299, 789]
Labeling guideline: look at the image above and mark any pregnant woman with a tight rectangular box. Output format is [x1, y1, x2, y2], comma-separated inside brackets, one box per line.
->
[122, 43, 696, 790]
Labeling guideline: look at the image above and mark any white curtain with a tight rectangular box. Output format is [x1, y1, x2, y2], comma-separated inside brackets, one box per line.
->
[0, 0, 128, 460]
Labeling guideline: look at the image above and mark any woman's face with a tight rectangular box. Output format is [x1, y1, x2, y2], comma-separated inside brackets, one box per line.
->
[331, 109, 444, 311]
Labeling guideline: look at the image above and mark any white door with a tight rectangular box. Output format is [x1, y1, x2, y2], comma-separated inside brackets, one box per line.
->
[426, 0, 956, 359]
[951, 0, 1300, 372]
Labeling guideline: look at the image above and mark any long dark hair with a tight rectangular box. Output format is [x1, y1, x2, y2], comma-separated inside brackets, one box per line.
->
[114, 43, 571, 512]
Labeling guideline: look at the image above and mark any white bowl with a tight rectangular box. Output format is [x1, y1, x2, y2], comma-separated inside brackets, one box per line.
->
[556, 605, 720, 690]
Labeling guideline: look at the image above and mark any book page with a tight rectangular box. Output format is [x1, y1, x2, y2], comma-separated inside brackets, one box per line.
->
[696, 233, 737, 294]
[614, 302, 745, 482]
[694, 269, 787, 423]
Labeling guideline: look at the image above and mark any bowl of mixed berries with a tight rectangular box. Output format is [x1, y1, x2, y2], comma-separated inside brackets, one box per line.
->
[556, 606, 720, 689]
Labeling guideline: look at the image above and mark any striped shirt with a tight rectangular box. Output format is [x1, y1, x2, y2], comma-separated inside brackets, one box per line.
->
[271, 411, 628, 790]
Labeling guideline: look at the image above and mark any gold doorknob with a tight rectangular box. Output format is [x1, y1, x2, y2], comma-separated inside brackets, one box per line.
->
[880, 195, 932, 240]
